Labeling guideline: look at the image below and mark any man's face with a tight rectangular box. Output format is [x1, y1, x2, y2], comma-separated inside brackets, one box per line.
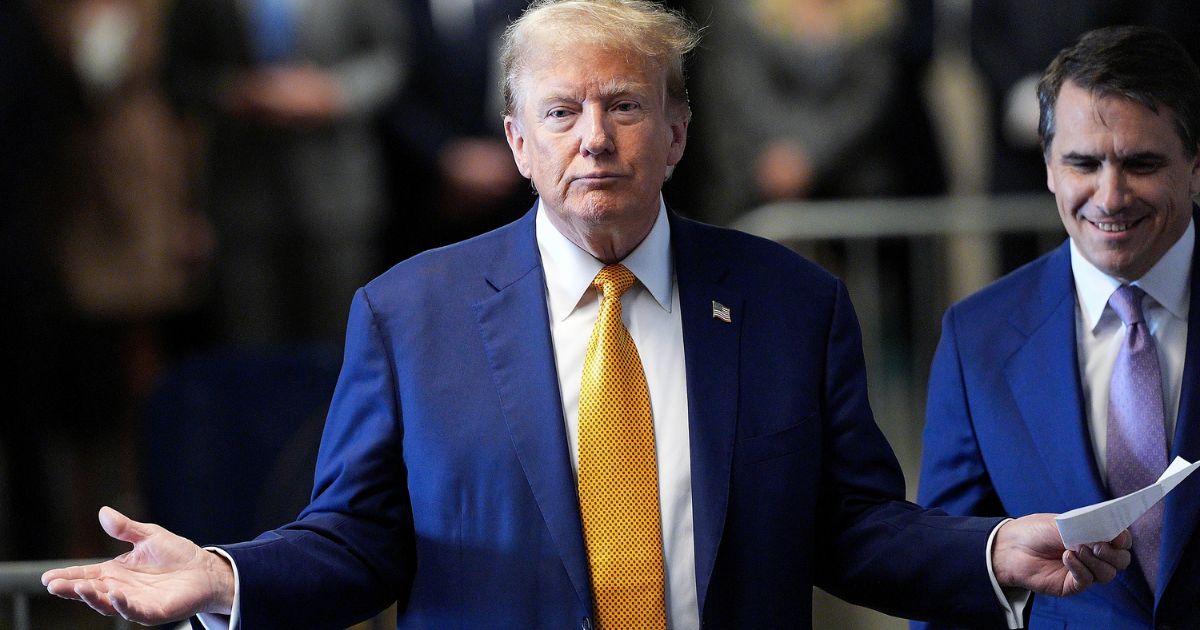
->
[1046, 80, 1200, 281]
[504, 43, 687, 250]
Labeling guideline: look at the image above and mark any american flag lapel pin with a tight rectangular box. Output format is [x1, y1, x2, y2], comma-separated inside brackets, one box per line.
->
[712, 300, 731, 323]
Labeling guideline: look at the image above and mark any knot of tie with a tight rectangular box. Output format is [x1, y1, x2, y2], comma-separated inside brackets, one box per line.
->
[593, 264, 636, 301]
[1109, 284, 1147, 326]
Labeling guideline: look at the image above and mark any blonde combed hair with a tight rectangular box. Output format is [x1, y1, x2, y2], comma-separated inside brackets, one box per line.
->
[500, 0, 702, 120]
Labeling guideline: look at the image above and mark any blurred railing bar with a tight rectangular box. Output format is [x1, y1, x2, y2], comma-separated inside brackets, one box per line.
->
[0, 558, 129, 630]
[1, 558, 392, 630]
[731, 193, 1063, 240]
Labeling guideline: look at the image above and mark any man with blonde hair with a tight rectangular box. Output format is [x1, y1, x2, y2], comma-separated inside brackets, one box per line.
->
[44, 2, 1129, 628]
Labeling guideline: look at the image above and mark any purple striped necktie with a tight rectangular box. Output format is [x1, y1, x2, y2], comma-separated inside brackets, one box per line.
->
[1106, 284, 1168, 591]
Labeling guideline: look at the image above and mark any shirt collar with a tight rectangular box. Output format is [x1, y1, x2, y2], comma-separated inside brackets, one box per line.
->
[536, 197, 674, 322]
[1071, 217, 1193, 331]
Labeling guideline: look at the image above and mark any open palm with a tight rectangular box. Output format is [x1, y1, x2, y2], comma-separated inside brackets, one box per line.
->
[42, 506, 234, 624]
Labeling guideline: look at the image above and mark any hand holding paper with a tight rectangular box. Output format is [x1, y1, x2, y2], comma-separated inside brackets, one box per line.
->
[992, 514, 1131, 596]
[1056, 457, 1200, 548]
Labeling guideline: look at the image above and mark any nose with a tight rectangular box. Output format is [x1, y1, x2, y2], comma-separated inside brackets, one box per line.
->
[1093, 165, 1131, 214]
[578, 106, 614, 157]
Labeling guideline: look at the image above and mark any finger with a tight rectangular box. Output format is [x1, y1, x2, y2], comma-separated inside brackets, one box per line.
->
[1109, 529, 1133, 551]
[1076, 544, 1118, 583]
[43, 562, 104, 585]
[108, 589, 149, 625]
[46, 578, 85, 600]
[46, 566, 111, 597]
[1062, 549, 1095, 596]
[98, 506, 154, 545]
[74, 581, 119, 617]
[108, 589, 131, 618]
[1090, 541, 1132, 571]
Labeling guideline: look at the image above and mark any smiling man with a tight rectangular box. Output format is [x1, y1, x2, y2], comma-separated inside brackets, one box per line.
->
[43, 2, 1130, 629]
[917, 25, 1200, 630]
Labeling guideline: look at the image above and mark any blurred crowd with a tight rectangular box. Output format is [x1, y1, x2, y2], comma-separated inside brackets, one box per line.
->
[1, 0, 1197, 563]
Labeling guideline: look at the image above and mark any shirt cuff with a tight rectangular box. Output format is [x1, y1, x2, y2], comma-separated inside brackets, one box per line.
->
[195, 547, 241, 630]
[986, 518, 1031, 629]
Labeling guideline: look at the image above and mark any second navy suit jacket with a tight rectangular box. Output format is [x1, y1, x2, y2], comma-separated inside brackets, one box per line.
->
[219, 209, 1010, 629]
[917, 233, 1200, 629]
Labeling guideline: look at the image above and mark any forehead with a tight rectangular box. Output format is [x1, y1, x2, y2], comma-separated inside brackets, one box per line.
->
[1052, 81, 1182, 154]
[517, 41, 664, 104]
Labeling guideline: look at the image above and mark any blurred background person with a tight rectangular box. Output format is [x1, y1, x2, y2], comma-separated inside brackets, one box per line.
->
[972, 0, 1200, 194]
[382, 0, 533, 262]
[163, 0, 406, 346]
[698, 0, 946, 226]
[693, 0, 945, 409]
[0, 0, 211, 561]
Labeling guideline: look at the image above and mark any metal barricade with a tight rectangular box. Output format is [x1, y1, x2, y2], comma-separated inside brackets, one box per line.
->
[0, 559, 394, 629]
[0, 559, 128, 630]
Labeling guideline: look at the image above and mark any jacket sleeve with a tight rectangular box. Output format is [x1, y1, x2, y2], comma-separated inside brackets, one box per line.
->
[909, 306, 1010, 630]
[813, 281, 1008, 627]
[219, 288, 415, 629]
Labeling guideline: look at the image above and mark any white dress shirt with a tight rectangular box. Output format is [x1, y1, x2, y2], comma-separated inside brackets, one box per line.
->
[1072, 219, 1193, 486]
[536, 199, 699, 630]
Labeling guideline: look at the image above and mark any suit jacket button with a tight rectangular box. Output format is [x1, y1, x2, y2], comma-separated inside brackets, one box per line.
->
[580, 617, 593, 630]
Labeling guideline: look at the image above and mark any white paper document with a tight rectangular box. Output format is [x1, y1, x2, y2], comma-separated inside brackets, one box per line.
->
[1055, 457, 1200, 548]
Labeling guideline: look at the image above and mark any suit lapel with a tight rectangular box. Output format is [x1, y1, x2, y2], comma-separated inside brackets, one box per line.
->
[472, 211, 592, 612]
[1158, 225, 1200, 600]
[1004, 244, 1109, 510]
[1003, 243, 1153, 606]
[670, 215, 742, 617]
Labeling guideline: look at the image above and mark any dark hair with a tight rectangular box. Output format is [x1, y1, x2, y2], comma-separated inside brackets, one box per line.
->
[1038, 25, 1200, 158]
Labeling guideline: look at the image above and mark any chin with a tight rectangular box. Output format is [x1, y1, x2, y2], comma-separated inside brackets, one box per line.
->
[570, 197, 631, 225]
[1097, 255, 1145, 281]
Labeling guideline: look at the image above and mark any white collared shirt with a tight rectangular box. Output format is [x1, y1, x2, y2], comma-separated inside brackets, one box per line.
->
[536, 198, 698, 630]
[1072, 219, 1193, 485]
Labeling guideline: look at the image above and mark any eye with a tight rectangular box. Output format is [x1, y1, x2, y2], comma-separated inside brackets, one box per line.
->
[1065, 158, 1100, 173]
[1124, 159, 1163, 175]
[613, 101, 640, 113]
[547, 108, 572, 120]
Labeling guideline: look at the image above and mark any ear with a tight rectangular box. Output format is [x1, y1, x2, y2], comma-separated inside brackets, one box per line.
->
[1189, 144, 1200, 196]
[504, 116, 532, 179]
[666, 117, 689, 168]
[1045, 154, 1057, 195]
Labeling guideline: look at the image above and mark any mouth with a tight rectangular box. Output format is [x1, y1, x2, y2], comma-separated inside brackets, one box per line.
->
[1087, 216, 1145, 233]
[572, 172, 624, 183]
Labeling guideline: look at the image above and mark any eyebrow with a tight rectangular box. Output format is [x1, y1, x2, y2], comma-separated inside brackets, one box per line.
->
[1060, 150, 1167, 164]
[535, 79, 655, 108]
[597, 78, 651, 99]
[1116, 151, 1168, 164]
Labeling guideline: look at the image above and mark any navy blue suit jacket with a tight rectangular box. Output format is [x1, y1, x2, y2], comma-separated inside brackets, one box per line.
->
[917, 236, 1200, 629]
[220, 209, 1009, 628]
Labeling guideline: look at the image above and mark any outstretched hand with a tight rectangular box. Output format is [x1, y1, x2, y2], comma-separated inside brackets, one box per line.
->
[992, 513, 1132, 597]
[41, 507, 235, 625]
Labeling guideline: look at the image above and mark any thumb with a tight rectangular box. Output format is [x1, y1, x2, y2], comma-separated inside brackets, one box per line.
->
[98, 506, 152, 545]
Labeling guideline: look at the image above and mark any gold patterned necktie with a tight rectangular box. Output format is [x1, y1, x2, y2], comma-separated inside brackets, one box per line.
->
[577, 264, 667, 629]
